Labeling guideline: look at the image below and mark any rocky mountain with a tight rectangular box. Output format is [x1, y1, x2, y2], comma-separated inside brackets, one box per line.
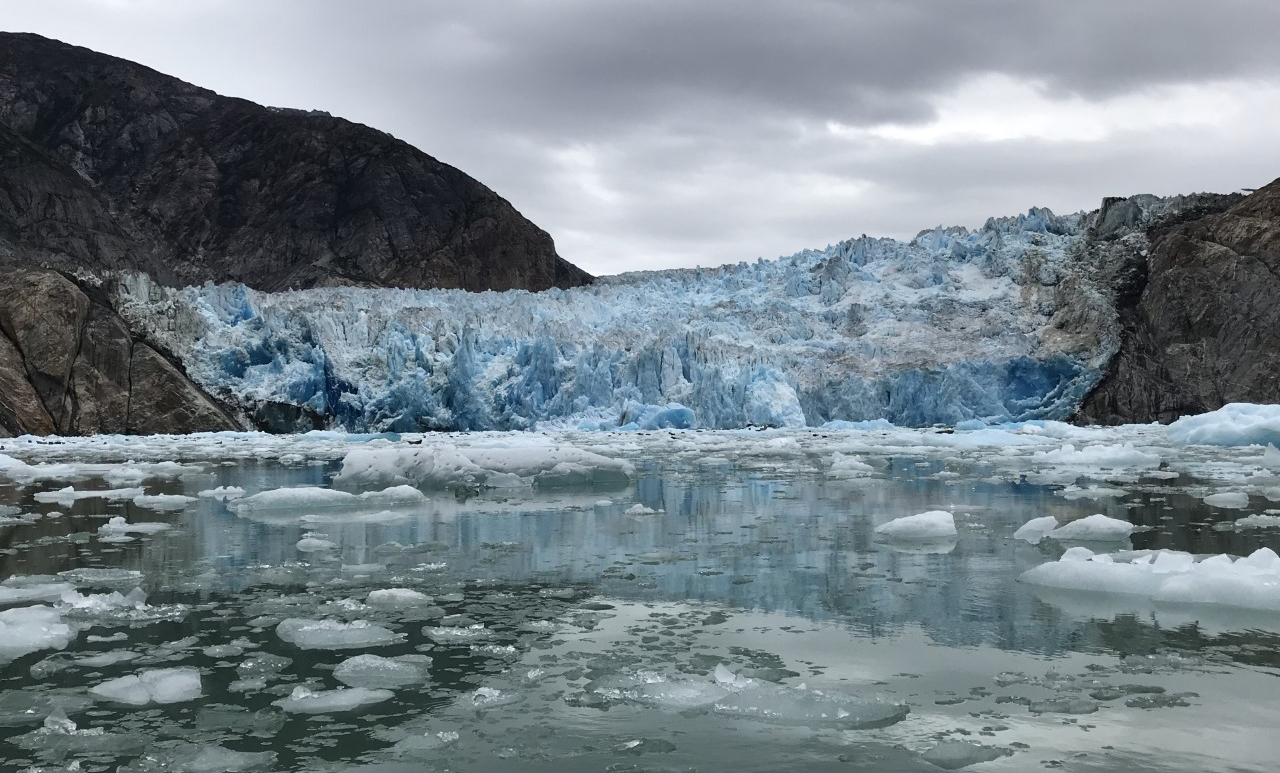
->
[0, 32, 590, 292]
[1077, 177, 1280, 423]
[0, 33, 593, 436]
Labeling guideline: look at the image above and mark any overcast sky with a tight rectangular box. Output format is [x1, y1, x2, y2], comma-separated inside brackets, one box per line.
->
[6, 1, 1280, 275]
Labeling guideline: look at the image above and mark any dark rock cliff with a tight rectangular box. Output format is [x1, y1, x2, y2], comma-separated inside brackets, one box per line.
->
[0, 269, 241, 437]
[0, 32, 591, 292]
[0, 33, 591, 436]
[1076, 178, 1280, 424]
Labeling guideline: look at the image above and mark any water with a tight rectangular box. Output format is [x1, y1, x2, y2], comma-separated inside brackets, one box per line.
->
[1, 430, 1279, 772]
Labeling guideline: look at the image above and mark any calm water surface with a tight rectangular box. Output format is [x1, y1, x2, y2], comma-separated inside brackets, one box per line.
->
[1, 446, 1279, 772]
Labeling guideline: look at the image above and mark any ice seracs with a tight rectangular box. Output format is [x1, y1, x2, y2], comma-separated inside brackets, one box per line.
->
[112, 202, 1110, 432]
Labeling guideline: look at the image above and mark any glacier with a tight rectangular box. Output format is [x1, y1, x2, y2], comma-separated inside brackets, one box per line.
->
[110, 201, 1177, 433]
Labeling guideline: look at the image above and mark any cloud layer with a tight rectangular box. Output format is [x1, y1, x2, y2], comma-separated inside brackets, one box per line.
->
[7, 0, 1280, 274]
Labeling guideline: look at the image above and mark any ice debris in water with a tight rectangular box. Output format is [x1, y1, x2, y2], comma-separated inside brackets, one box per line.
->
[97, 516, 170, 542]
[424, 624, 492, 643]
[1203, 491, 1250, 509]
[273, 685, 395, 713]
[198, 485, 246, 500]
[117, 742, 275, 772]
[366, 588, 433, 608]
[33, 486, 146, 506]
[0, 577, 75, 605]
[12, 709, 147, 757]
[0, 606, 75, 662]
[130, 493, 196, 511]
[584, 665, 908, 729]
[57, 567, 145, 588]
[1021, 546, 1280, 612]
[0, 690, 92, 726]
[625, 503, 662, 515]
[1013, 516, 1059, 544]
[463, 686, 521, 711]
[1045, 513, 1135, 541]
[296, 535, 337, 552]
[1031, 443, 1161, 470]
[89, 667, 202, 705]
[1215, 514, 1280, 531]
[921, 741, 1013, 770]
[873, 510, 957, 541]
[231, 484, 427, 514]
[276, 618, 402, 649]
[1167, 403, 1280, 446]
[333, 441, 635, 490]
[333, 653, 432, 688]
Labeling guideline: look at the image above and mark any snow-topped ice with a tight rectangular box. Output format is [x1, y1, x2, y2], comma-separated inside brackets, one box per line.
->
[1046, 514, 1135, 542]
[0, 605, 75, 662]
[112, 205, 1113, 431]
[1168, 404, 1280, 446]
[1021, 547, 1280, 613]
[333, 440, 634, 489]
[873, 510, 957, 541]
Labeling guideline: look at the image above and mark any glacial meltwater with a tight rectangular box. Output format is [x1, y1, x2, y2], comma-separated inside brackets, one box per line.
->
[2, 417, 1280, 772]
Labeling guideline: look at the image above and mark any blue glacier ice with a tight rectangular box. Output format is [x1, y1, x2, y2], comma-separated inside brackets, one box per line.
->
[113, 206, 1118, 432]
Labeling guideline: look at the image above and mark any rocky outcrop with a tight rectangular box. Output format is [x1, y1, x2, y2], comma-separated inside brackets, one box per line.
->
[0, 269, 241, 437]
[0, 32, 591, 293]
[1077, 178, 1280, 423]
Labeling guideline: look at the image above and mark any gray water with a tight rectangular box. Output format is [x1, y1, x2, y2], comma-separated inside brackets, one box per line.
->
[2, 451, 1279, 772]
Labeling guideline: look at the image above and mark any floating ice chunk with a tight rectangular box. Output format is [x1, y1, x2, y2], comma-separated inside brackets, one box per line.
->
[423, 624, 492, 643]
[1013, 516, 1058, 544]
[0, 691, 93, 727]
[34, 486, 146, 506]
[1216, 514, 1280, 531]
[1022, 547, 1280, 613]
[1168, 403, 1280, 446]
[198, 486, 247, 500]
[90, 667, 201, 705]
[921, 741, 1012, 769]
[232, 484, 427, 514]
[1058, 485, 1127, 500]
[272, 685, 394, 713]
[829, 453, 875, 479]
[0, 605, 75, 661]
[366, 588, 433, 609]
[276, 618, 401, 650]
[334, 654, 432, 688]
[1032, 443, 1161, 469]
[625, 503, 662, 515]
[296, 536, 337, 552]
[1048, 514, 1134, 541]
[874, 510, 956, 541]
[0, 577, 75, 605]
[463, 686, 521, 711]
[57, 567, 146, 588]
[97, 517, 170, 540]
[11, 709, 147, 757]
[116, 742, 275, 772]
[0, 454, 80, 482]
[709, 678, 909, 729]
[1203, 491, 1250, 509]
[131, 493, 196, 511]
[334, 442, 634, 490]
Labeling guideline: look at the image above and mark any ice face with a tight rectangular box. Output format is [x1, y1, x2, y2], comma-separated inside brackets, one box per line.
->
[112, 205, 1109, 432]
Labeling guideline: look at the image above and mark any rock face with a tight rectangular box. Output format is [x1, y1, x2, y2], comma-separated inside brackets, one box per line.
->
[1077, 178, 1280, 423]
[0, 269, 240, 437]
[0, 32, 590, 292]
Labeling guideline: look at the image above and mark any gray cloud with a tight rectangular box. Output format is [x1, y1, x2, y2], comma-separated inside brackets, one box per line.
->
[5, 0, 1280, 274]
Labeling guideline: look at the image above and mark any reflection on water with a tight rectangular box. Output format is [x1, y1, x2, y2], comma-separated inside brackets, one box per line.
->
[2, 453, 1280, 771]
